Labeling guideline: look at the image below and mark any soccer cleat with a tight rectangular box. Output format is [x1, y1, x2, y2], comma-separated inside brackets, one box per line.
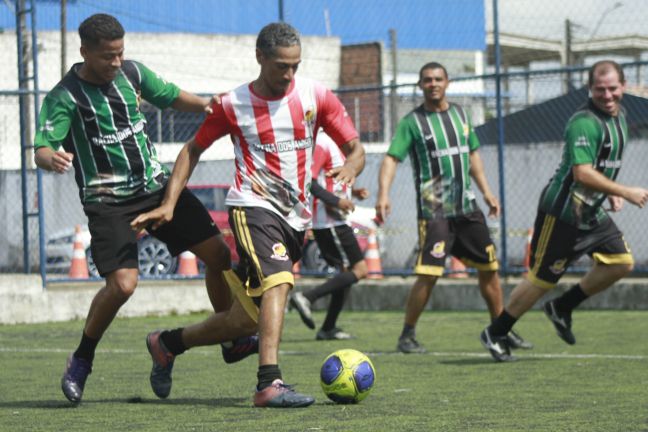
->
[289, 291, 315, 329]
[543, 300, 576, 345]
[253, 379, 315, 408]
[397, 336, 427, 354]
[480, 328, 515, 362]
[316, 328, 353, 340]
[506, 329, 534, 350]
[146, 331, 175, 399]
[221, 335, 259, 364]
[61, 353, 92, 404]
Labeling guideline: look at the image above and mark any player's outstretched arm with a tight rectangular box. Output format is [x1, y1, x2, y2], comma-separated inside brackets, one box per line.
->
[375, 155, 398, 223]
[469, 150, 500, 217]
[171, 90, 219, 114]
[573, 164, 648, 209]
[131, 138, 205, 232]
[34, 147, 74, 174]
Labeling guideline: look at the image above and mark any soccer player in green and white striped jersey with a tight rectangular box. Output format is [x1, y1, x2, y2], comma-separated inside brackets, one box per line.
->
[481, 60, 648, 362]
[376, 62, 531, 354]
[34, 14, 258, 404]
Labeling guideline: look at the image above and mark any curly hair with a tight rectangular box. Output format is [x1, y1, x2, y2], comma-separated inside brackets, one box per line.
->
[256, 22, 301, 58]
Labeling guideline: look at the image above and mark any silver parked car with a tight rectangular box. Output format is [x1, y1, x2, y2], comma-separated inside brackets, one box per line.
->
[46, 225, 177, 277]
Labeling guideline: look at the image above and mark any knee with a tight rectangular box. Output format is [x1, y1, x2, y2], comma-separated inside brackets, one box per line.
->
[352, 260, 369, 280]
[610, 263, 633, 279]
[201, 238, 232, 272]
[108, 272, 138, 300]
[227, 310, 258, 335]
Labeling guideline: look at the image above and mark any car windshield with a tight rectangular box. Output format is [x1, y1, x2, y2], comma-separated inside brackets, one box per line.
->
[191, 187, 228, 212]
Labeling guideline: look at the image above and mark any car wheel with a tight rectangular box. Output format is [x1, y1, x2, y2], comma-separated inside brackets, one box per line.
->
[301, 241, 336, 274]
[138, 236, 178, 277]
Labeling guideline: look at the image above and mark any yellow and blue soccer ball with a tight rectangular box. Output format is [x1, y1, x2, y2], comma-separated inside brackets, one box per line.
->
[320, 349, 376, 404]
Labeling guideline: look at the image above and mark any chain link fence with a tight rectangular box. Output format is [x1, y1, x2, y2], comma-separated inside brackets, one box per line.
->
[1, 0, 647, 281]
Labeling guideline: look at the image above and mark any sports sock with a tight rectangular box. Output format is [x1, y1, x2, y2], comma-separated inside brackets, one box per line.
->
[74, 332, 99, 363]
[257, 364, 282, 390]
[304, 271, 358, 303]
[161, 328, 187, 356]
[488, 310, 517, 337]
[321, 287, 349, 331]
[400, 324, 416, 340]
[554, 284, 588, 313]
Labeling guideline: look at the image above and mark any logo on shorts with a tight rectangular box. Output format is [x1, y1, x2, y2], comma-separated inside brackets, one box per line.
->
[430, 241, 446, 259]
[549, 259, 567, 275]
[270, 242, 289, 261]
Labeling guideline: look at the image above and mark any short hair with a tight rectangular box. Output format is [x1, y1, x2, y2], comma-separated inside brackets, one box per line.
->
[78, 14, 125, 48]
[256, 22, 301, 58]
[419, 62, 448, 81]
[588, 60, 625, 87]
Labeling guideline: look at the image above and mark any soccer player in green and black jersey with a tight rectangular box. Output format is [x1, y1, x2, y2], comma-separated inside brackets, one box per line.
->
[34, 14, 257, 404]
[376, 62, 531, 354]
[481, 60, 648, 362]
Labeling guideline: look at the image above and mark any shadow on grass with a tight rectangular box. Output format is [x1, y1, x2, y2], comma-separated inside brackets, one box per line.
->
[438, 356, 547, 366]
[0, 396, 249, 409]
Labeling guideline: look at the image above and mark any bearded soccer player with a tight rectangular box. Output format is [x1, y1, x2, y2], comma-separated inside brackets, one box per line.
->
[34, 14, 257, 404]
[132, 22, 365, 407]
[376, 62, 531, 354]
[480, 60, 648, 362]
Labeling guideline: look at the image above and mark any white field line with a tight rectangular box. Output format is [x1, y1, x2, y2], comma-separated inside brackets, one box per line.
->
[0, 347, 644, 361]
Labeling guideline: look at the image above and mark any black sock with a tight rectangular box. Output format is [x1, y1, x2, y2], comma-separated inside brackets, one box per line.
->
[73, 332, 99, 363]
[305, 271, 358, 303]
[321, 287, 349, 331]
[161, 328, 187, 356]
[554, 284, 588, 313]
[400, 324, 415, 340]
[257, 364, 282, 390]
[489, 310, 518, 337]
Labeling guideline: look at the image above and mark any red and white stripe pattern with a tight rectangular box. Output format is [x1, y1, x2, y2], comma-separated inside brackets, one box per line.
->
[195, 76, 357, 231]
[312, 132, 351, 229]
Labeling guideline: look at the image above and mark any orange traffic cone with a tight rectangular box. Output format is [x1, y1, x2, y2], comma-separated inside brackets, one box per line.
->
[177, 250, 199, 276]
[292, 260, 302, 279]
[365, 227, 383, 279]
[522, 228, 533, 276]
[68, 224, 89, 279]
[448, 257, 468, 278]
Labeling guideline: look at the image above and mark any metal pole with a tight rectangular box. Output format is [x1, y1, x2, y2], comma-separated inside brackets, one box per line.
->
[278, 0, 284, 21]
[389, 28, 398, 140]
[60, 0, 66, 79]
[31, 0, 46, 287]
[16, 0, 30, 273]
[493, 0, 508, 274]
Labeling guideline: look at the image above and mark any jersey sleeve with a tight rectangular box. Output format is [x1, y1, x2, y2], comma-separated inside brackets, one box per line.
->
[194, 99, 231, 149]
[387, 115, 415, 161]
[33, 87, 74, 151]
[316, 87, 358, 146]
[134, 61, 181, 109]
[466, 111, 481, 152]
[565, 114, 601, 165]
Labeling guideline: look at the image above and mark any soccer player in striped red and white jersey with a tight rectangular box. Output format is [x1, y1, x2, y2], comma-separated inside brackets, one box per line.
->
[133, 22, 365, 407]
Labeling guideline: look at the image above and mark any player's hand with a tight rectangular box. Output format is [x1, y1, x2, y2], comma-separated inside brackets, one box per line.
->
[483, 193, 501, 217]
[624, 187, 648, 209]
[352, 188, 369, 200]
[50, 151, 74, 174]
[338, 198, 355, 213]
[204, 94, 222, 114]
[130, 204, 174, 233]
[327, 165, 356, 187]
[607, 195, 624, 212]
[375, 196, 391, 224]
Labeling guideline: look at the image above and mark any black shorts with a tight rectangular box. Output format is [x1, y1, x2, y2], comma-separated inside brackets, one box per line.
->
[229, 206, 305, 298]
[313, 224, 364, 269]
[414, 211, 498, 276]
[84, 187, 219, 277]
[528, 211, 633, 289]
